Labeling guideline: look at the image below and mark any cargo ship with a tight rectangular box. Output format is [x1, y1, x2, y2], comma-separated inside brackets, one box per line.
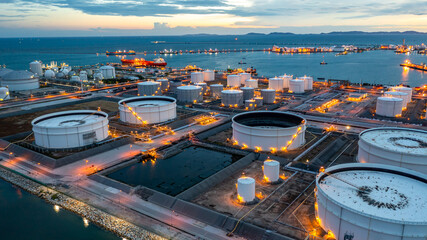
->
[106, 50, 135, 55]
[400, 60, 427, 72]
[121, 57, 167, 67]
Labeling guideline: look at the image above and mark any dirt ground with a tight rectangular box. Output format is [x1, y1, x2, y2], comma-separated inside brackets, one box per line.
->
[0, 100, 118, 137]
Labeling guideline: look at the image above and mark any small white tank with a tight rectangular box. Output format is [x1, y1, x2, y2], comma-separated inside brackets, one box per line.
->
[227, 75, 241, 87]
[239, 73, 251, 85]
[29, 61, 43, 76]
[289, 79, 305, 93]
[245, 79, 258, 88]
[177, 85, 202, 103]
[137, 81, 161, 96]
[237, 177, 255, 203]
[221, 89, 243, 107]
[376, 97, 403, 117]
[156, 78, 169, 92]
[260, 89, 275, 104]
[203, 70, 215, 82]
[268, 77, 284, 92]
[191, 72, 204, 83]
[70, 75, 81, 82]
[195, 82, 208, 95]
[44, 70, 55, 79]
[100, 65, 116, 79]
[384, 91, 409, 108]
[210, 84, 223, 98]
[279, 74, 292, 88]
[79, 71, 88, 81]
[299, 76, 313, 90]
[263, 159, 280, 183]
[94, 72, 103, 81]
[245, 99, 256, 110]
[254, 96, 263, 107]
[240, 87, 254, 101]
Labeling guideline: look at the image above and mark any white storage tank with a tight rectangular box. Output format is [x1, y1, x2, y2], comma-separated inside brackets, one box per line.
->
[156, 78, 169, 92]
[263, 159, 280, 183]
[177, 85, 202, 103]
[221, 89, 243, 107]
[254, 97, 263, 107]
[237, 177, 255, 203]
[0, 68, 13, 80]
[240, 87, 254, 101]
[260, 89, 275, 104]
[170, 80, 182, 93]
[191, 72, 204, 83]
[245, 79, 258, 88]
[118, 96, 176, 125]
[376, 97, 403, 117]
[384, 91, 409, 108]
[232, 111, 306, 151]
[245, 99, 256, 110]
[56, 71, 66, 79]
[94, 72, 103, 81]
[100, 65, 116, 79]
[316, 163, 427, 240]
[203, 70, 215, 82]
[391, 86, 412, 100]
[61, 68, 69, 76]
[239, 73, 251, 85]
[29, 61, 43, 76]
[195, 82, 208, 95]
[137, 81, 161, 96]
[289, 79, 305, 93]
[79, 71, 88, 81]
[299, 76, 313, 90]
[44, 69, 55, 79]
[210, 84, 223, 98]
[32, 110, 109, 149]
[0, 87, 10, 101]
[70, 75, 81, 82]
[268, 77, 283, 92]
[358, 127, 427, 175]
[279, 74, 292, 88]
[1, 70, 39, 91]
[227, 75, 241, 87]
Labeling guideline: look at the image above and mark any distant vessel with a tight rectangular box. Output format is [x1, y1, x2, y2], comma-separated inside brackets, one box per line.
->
[121, 57, 167, 67]
[151, 41, 165, 44]
[400, 60, 427, 71]
[106, 50, 135, 55]
[320, 60, 327, 65]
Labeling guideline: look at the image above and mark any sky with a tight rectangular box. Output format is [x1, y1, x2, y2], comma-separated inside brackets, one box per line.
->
[0, 0, 426, 37]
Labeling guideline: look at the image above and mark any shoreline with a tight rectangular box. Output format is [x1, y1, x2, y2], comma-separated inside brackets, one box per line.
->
[0, 165, 165, 240]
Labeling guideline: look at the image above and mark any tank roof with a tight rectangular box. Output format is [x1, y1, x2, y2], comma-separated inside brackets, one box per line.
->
[385, 91, 408, 96]
[360, 128, 427, 155]
[222, 89, 242, 94]
[238, 177, 255, 184]
[138, 81, 160, 85]
[2, 70, 35, 80]
[177, 85, 201, 90]
[0, 68, 13, 77]
[233, 111, 305, 128]
[318, 165, 427, 223]
[377, 96, 403, 102]
[32, 110, 108, 128]
[119, 96, 176, 106]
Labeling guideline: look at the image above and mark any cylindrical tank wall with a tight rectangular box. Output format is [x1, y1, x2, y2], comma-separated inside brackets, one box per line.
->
[264, 159, 280, 182]
[191, 72, 204, 83]
[237, 177, 255, 203]
[384, 91, 409, 107]
[156, 78, 169, 92]
[289, 79, 305, 93]
[245, 79, 258, 88]
[221, 90, 243, 107]
[239, 73, 251, 85]
[210, 84, 223, 98]
[227, 75, 241, 87]
[118, 96, 177, 124]
[137, 81, 161, 96]
[268, 78, 283, 92]
[260, 89, 275, 104]
[203, 70, 215, 82]
[177, 85, 203, 103]
[376, 97, 403, 117]
[240, 87, 255, 101]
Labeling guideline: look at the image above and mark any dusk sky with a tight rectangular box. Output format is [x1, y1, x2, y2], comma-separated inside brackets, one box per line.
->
[1, 0, 426, 37]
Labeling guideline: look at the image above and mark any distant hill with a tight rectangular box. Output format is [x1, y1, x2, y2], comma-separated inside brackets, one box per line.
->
[183, 31, 426, 37]
[322, 31, 427, 35]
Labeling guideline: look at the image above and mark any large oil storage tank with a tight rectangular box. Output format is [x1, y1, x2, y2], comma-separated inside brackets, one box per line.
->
[358, 127, 427, 174]
[100, 65, 116, 79]
[0, 68, 13, 80]
[1, 70, 39, 91]
[260, 89, 275, 104]
[240, 87, 254, 101]
[156, 78, 169, 92]
[29, 61, 43, 76]
[203, 70, 215, 82]
[299, 76, 313, 90]
[279, 74, 292, 88]
[221, 89, 243, 107]
[227, 75, 241, 87]
[268, 77, 283, 92]
[44, 69, 55, 79]
[118, 96, 176, 125]
[79, 71, 88, 81]
[316, 163, 427, 240]
[170, 80, 182, 93]
[245, 79, 258, 88]
[376, 97, 403, 117]
[232, 111, 306, 151]
[0, 87, 10, 101]
[289, 79, 305, 93]
[191, 72, 204, 83]
[137, 81, 161, 96]
[239, 73, 251, 85]
[70, 75, 81, 82]
[195, 82, 207, 95]
[384, 91, 409, 108]
[391, 86, 412, 100]
[210, 84, 223, 98]
[32, 110, 109, 149]
[177, 85, 202, 103]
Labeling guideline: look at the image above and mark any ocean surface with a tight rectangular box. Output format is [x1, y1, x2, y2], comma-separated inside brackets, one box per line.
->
[0, 34, 426, 86]
[0, 178, 118, 240]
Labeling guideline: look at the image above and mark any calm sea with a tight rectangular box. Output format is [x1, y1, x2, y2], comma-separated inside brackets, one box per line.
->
[0, 34, 426, 86]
